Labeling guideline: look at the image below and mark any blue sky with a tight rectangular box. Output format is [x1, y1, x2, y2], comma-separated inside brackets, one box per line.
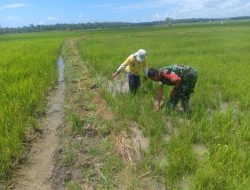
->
[0, 0, 250, 27]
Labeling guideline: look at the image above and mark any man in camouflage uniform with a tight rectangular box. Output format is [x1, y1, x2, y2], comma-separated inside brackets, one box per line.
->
[147, 65, 198, 115]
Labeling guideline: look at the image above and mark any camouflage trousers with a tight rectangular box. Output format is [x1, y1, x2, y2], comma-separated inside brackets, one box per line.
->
[167, 67, 198, 114]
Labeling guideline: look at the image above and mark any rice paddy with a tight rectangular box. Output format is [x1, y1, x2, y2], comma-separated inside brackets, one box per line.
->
[1, 21, 250, 189]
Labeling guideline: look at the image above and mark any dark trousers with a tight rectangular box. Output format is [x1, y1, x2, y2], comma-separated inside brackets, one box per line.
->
[167, 69, 198, 115]
[167, 92, 190, 113]
[127, 73, 141, 94]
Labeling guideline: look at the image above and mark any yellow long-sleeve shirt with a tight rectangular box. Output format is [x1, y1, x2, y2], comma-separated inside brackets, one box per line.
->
[116, 54, 147, 75]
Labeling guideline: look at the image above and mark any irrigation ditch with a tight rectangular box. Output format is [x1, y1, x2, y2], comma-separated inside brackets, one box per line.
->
[9, 57, 65, 190]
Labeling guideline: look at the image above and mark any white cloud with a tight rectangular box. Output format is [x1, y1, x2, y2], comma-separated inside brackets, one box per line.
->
[37, 17, 58, 25]
[167, 0, 250, 18]
[106, 0, 175, 12]
[79, 14, 83, 19]
[0, 3, 28, 10]
[47, 17, 58, 21]
[5, 16, 21, 21]
[97, 3, 114, 8]
[38, 20, 45, 25]
[100, 0, 249, 19]
[152, 13, 163, 20]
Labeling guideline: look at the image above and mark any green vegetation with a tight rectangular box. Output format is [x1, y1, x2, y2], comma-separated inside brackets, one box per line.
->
[59, 39, 126, 189]
[0, 32, 78, 178]
[77, 21, 250, 189]
[1, 21, 250, 189]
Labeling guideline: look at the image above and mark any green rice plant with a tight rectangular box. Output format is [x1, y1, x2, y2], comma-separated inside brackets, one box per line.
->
[0, 32, 78, 178]
[65, 181, 83, 190]
[67, 112, 84, 133]
[77, 22, 250, 189]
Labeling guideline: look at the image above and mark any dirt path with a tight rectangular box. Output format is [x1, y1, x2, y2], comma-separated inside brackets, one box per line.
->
[13, 57, 65, 190]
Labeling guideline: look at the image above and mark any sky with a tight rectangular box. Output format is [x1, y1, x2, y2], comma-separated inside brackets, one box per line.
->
[0, 0, 250, 27]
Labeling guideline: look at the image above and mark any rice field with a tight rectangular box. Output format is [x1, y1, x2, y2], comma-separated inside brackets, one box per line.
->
[1, 21, 250, 189]
[0, 32, 77, 177]
[77, 22, 250, 189]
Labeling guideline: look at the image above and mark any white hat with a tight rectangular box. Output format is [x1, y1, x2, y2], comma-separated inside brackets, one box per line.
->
[134, 49, 147, 62]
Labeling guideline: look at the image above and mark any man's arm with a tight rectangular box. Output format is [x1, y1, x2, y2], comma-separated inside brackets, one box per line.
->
[112, 63, 125, 78]
[155, 84, 164, 111]
[112, 56, 131, 79]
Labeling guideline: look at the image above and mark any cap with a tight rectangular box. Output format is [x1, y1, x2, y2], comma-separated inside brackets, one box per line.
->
[134, 49, 146, 62]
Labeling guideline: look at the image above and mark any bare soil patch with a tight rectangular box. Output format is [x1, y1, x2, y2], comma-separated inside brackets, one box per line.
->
[92, 94, 114, 121]
[129, 121, 149, 154]
[108, 74, 129, 95]
[192, 144, 209, 160]
[220, 101, 229, 113]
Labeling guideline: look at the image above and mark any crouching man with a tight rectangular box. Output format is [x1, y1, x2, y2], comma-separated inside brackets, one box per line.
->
[147, 65, 198, 115]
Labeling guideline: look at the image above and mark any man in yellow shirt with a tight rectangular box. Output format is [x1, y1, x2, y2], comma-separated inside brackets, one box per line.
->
[112, 49, 148, 93]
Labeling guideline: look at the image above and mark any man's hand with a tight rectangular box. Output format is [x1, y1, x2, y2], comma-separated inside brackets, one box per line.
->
[170, 89, 176, 97]
[112, 72, 118, 79]
[153, 99, 161, 111]
[153, 85, 163, 112]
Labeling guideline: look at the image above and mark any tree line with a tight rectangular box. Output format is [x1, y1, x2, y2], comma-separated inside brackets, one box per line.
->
[0, 21, 166, 34]
[1, 16, 249, 34]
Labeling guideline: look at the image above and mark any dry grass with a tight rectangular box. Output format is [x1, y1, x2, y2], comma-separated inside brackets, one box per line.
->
[115, 131, 138, 163]
[92, 94, 114, 121]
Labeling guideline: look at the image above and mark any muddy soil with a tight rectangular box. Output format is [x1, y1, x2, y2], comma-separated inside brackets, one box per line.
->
[12, 57, 65, 190]
[108, 74, 129, 95]
[129, 122, 149, 161]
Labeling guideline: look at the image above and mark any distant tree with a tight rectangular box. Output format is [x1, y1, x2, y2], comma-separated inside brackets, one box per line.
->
[165, 17, 173, 27]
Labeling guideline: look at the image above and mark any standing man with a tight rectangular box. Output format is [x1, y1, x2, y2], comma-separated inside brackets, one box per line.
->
[112, 49, 148, 94]
[147, 65, 198, 115]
